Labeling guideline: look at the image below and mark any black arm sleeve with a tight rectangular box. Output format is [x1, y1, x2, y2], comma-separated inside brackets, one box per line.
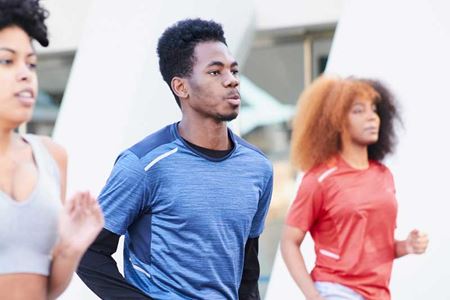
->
[238, 237, 261, 300]
[76, 228, 153, 300]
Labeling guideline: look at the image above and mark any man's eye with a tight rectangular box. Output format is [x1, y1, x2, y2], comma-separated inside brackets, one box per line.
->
[208, 71, 220, 75]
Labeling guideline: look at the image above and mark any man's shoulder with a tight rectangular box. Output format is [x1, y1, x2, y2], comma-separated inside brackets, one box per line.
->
[233, 134, 273, 178]
[234, 135, 269, 161]
[128, 124, 178, 159]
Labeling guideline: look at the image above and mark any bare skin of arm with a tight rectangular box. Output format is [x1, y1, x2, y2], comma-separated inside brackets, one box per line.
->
[280, 225, 325, 300]
[41, 137, 104, 300]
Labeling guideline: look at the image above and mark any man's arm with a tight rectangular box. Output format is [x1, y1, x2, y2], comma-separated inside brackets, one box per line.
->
[77, 228, 152, 300]
[239, 169, 272, 300]
[239, 237, 261, 300]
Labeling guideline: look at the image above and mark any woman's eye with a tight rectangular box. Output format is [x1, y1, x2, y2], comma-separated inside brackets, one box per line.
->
[0, 59, 13, 65]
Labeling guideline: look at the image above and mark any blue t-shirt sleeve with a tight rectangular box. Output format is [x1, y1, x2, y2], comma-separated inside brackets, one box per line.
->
[249, 171, 273, 238]
[99, 151, 147, 235]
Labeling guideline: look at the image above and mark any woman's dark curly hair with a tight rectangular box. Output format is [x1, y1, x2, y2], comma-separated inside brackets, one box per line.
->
[363, 78, 402, 162]
[157, 18, 227, 107]
[0, 0, 49, 47]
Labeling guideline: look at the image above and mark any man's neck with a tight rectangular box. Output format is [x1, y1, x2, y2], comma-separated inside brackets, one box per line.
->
[178, 118, 231, 150]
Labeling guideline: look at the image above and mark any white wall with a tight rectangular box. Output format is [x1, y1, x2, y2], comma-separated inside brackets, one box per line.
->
[39, 0, 94, 53]
[38, 0, 344, 54]
[254, 0, 343, 31]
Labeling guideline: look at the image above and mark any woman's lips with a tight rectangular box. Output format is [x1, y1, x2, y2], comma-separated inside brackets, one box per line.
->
[15, 89, 35, 107]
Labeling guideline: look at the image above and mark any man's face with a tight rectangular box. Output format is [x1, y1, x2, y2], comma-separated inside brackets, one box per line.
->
[184, 41, 240, 122]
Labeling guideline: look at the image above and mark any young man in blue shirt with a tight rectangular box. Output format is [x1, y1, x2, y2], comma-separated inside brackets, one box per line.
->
[78, 18, 273, 300]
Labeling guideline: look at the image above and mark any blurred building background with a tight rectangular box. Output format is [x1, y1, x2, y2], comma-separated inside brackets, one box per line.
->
[32, 0, 343, 298]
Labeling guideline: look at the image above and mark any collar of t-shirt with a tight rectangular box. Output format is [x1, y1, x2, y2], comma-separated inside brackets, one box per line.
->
[182, 138, 233, 159]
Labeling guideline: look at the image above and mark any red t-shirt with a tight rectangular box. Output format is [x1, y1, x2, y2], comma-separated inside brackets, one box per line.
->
[286, 156, 397, 300]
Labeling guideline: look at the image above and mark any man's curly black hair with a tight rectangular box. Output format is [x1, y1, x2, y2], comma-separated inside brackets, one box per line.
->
[0, 0, 49, 47]
[157, 18, 227, 107]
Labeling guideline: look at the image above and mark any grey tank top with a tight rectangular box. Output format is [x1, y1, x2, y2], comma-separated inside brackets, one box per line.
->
[0, 134, 61, 276]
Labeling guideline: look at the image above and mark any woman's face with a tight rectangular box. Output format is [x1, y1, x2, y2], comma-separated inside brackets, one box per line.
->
[342, 97, 380, 147]
[0, 26, 37, 128]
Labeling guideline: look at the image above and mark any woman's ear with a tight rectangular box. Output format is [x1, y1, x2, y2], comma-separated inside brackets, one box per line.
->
[171, 77, 188, 99]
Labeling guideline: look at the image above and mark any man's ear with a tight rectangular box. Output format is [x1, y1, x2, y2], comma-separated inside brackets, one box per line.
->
[171, 77, 188, 99]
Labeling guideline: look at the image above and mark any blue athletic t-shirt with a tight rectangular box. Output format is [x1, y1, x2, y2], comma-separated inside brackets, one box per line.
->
[99, 123, 273, 300]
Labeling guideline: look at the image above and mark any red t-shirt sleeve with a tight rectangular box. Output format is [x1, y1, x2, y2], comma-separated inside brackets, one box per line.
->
[286, 172, 324, 232]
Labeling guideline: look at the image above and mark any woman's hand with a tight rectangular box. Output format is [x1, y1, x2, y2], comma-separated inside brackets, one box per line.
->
[57, 191, 104, 257]
[405, 229, 429, 255]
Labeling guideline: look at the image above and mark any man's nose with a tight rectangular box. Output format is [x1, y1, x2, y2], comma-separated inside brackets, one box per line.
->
[224, 71, 239, 88]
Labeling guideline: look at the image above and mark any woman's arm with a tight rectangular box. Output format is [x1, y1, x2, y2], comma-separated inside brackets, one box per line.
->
[41, 137, 104, 299]
[48, 191, 103, 299]
[280, 225, 324, 300]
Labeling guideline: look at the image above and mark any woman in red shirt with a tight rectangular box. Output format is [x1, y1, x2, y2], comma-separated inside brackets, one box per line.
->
[281, 76, 428, 300]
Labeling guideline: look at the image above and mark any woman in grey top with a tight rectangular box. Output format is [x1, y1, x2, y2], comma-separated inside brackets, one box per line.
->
[0, 0, 104, 299]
